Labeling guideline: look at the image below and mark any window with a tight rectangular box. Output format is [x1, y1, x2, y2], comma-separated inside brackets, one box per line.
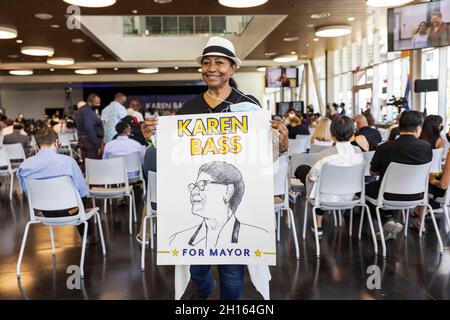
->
[162, 17, 178, 34]
[423, 49, 439, 115]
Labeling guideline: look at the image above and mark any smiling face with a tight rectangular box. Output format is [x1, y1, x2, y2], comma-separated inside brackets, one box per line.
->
[189, 172, 231, 221]
[201, 56, 236, 90]
[431, 14, 442, 27]
[419, 22, 427, 33]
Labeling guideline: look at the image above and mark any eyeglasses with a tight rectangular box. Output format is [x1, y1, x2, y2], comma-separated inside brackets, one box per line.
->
[188, 180, 223, 192]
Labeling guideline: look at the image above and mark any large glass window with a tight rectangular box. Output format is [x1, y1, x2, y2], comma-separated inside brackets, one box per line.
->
[423, 49, 440, 115]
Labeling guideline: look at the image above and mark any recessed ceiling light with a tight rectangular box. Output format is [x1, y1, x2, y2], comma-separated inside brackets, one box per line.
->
[50, 24, 60, 28]
[154, 0, 172, 3]
[114, 67, 119, 71]
[306, 24, 314, 28]
[265, 52, 277, 57]
[313, 38, 319, 41]
[198, 68, 202, 73]
[310, 12, 331, 19]
[92, 53, 103, 58]
[174, 67, 179, 70]
[9, 70, 33, 76]
[75, 69, 97, 75]
[8, 54, 19, 59]
[347, 17, 355, 21]
[257, 67, 266, 72]
[47, 57, 75, 65]
[72, 38, 85, 44]
[366, 0, 414, 7]
[315, 25, 352, 37]
[63, 0, 116, 8]
[21, 46, 54, 56]
[273, 54, 298, 63]
[137, 68, 159, 74]
[16, 39, 23, 43]
[301, 55, 308, 59]
[132, 10, 138, 14]
[0, 26, 17, 39]
[50, 68, 55, 72]
[291, 51, 296, 55]
[35, 13, 53, 20]
[219, 0, 268, 8]
[283, 36, 299, 42]
[305, 43, 310, 47]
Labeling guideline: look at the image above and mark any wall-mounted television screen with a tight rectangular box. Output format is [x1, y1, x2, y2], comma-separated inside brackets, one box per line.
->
[388, 0, 450, 51]
[266, 67, 298, 88]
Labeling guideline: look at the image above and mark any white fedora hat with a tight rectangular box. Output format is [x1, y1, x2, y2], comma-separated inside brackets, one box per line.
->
[197, 36, 241, 67]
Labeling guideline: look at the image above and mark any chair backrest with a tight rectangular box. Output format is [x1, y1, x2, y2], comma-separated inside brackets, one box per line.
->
[288, 136, 308, 154]
[0, 148, 12, 172]
[289, 152, 318, 178]
[4, 143, 26, 161]
[377, 162, 431, 207]
[108, 152, 143, 179]
[273, 154, 289, 197]
[58, 133, 73, 147]
[363, 150, 375, 176]
[309, 144, 332, 153]
[25, 176, 86, 222]
[147, 171, 157, 204]
[315, 162, 366, 205]
[430, 148, 443, 173]
[0, 135, 4, 145]
[85, 158, 129, 186]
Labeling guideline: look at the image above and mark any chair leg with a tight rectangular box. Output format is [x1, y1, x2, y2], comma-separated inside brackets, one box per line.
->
[375, 207, 386, 258]
[419, 206, 426, 239]
[91, 198, 96, 209]
[358, 205, 365, 240]
[276, 209, 281, 242]
[303, 201, 308, 241]
[17, 221, 36, 277]
[95, 212, 106, 256]
[401, 209, 405, 224]
[287, 208, 300, 259]
[9, 173, 14, 200]
[312, 207, 320, 257]
[80, 221, 88, 279]
[141, 215, 149, 271]
[349, 209, 353, 238]
[150, 216, 154, 250]
[364, 205, 378, 254]
[142, 180, 146, 199]
[49, 226, 55, 256]
[444, 205, 450, 228]
[426, 204, 444, 254]
[404, 209, 409, 237]
[333, 210, 337, 227]
[104, 199, 107, 214]
[338, 210, 343, 228]
[128, 194, 133, 235]
[132, 190, 137, 223]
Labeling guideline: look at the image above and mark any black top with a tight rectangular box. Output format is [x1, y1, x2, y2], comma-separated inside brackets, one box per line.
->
[179, 88, 260, 115]
[388, 126, 400, 141]
[423, 135, 440, 150]
[287, 124, 309, 139]
[75, 105, 104, 148]
[355, 126, 382, 151]
[370, 134, 432, 180]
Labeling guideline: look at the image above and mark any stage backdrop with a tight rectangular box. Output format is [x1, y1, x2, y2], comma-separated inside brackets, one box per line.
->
[157, 110, 276, 265]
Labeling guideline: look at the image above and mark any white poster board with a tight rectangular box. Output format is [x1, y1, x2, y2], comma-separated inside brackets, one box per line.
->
[157, 110, 276, 265]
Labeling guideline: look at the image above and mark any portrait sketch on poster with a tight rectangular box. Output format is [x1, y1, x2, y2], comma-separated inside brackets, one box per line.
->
[157, 110, 276, 265]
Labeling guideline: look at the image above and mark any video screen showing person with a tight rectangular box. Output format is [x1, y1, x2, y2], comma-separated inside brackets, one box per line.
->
[265, 67, 298, 88]
[388, 0, 450, 51]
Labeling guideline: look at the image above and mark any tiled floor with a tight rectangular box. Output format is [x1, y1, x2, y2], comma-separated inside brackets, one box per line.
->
[1, 184, 450, 300]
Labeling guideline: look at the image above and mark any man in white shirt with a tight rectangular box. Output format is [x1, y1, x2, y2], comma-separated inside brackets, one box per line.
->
[101, 93, 127, 143]
[102, 121, 146, 165]
[127, 99, 144, 123]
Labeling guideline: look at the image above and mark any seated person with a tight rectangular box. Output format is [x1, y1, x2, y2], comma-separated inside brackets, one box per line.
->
[366, 111, 432, 240]
[3, 123, 30, 151]
[120, 115, 148, 146]
[310, 117, 333, 146]
[17, 126, 97, 243]
[419, 115, 444, 149]
[140, 121, 156, 147]
[287, 116, 309, 139]
[294, 116, 364, 236]
[353, 115, 382, 151]
[103, 121, 146, 165]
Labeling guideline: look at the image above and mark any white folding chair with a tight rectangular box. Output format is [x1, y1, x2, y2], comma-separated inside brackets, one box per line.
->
[365, 162, 443, 258]
[85, 158, 137, 235]
[29, 135, 39, 155]
[309, 144, 332, 153]
[274, 154, 300, 259]
[430, 148, 443, 173]
[288, 136, 308, 155]
[432, 188, 450, 228]
[108, 153, 146, 198]
[303, 162, 377, 257]
[141, 171, 157, 270]
[17, 176, 106, 279]
[58, 133, 74, 158]
[0, 148, 16, 200]
[363, 151, 375, 176]
[4, 143, 26, 167]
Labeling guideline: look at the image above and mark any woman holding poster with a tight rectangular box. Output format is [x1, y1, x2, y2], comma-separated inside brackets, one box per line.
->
[171, 36, 287, 300]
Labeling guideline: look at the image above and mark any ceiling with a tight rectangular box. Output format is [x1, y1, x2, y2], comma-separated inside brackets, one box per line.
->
[0, 0, 426, 77]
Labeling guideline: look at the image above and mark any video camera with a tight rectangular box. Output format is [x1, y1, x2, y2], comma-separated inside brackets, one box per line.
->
[387, 96, 408, 112]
